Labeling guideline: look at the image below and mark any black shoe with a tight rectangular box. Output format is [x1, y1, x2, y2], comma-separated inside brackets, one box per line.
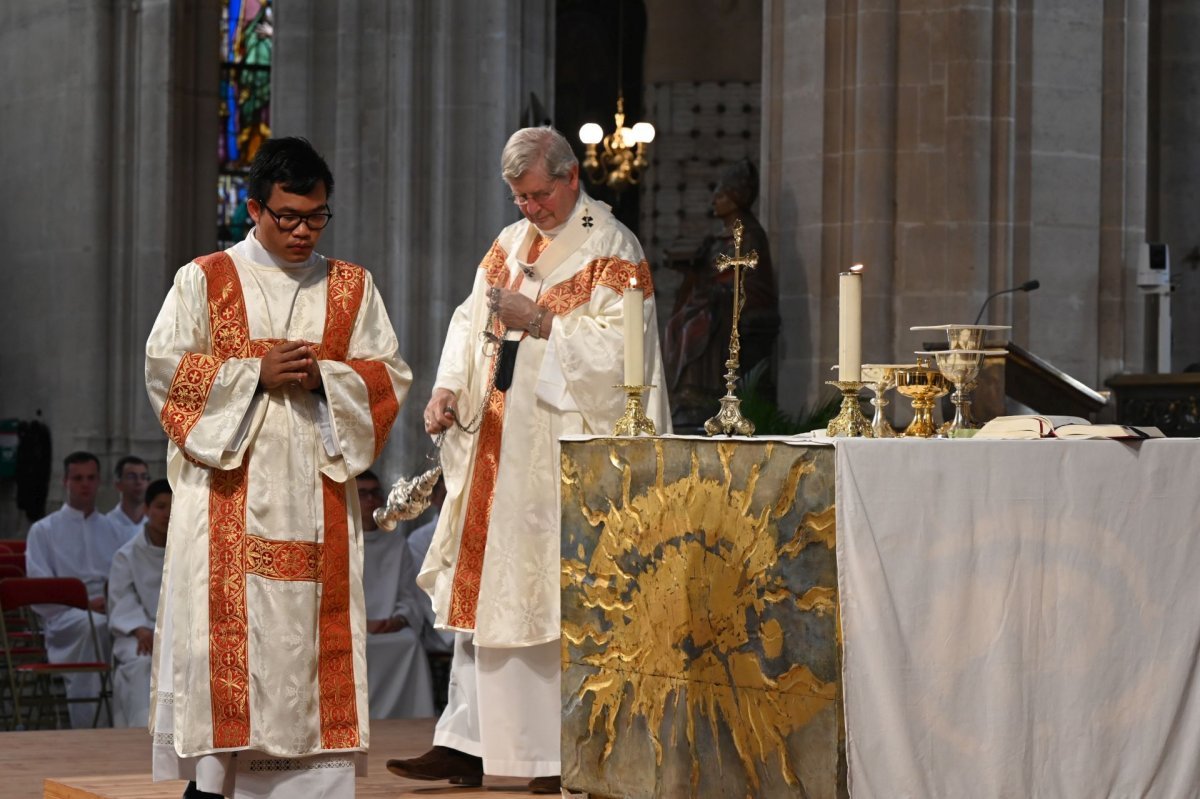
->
[183, 781, 225, 799]
[528, 775, 561, 794]
[386, 745, 484, 786]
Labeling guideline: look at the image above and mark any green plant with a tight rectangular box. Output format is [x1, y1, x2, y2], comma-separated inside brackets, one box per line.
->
[738, 361, 841, 435]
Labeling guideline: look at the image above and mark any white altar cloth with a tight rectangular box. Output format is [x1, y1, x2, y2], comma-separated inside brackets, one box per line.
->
[836, 438, 1200, 799]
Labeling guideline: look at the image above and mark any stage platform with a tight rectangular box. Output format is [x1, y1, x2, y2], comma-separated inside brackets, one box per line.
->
[1, 718, 539, 798]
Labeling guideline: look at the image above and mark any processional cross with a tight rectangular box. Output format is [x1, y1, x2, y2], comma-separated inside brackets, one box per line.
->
[704, 219, 759, 437]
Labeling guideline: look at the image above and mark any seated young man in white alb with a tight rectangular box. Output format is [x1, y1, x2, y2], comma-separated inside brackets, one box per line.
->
[406, 477, 454, 657]
[108, 478, 171, 727]
[358, 470, 435, 718]
[25, 451, 128, 728]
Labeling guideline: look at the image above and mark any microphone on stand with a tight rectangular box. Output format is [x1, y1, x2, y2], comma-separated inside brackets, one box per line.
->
[973, 279, 1040, 325]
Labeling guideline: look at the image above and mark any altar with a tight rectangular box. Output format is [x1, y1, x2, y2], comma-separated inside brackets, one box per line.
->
[560, 436, 1200, 799]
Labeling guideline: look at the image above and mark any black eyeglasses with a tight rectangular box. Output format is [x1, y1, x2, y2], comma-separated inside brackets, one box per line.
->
[511, 179, 560, 207]
[261, 202, 334, 231]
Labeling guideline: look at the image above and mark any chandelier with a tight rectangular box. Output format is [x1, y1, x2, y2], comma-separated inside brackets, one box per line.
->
[579, 93, 655, 192]
[577, 0, 654, 194]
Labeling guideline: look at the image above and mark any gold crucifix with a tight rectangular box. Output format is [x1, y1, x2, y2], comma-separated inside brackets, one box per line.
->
[704, 219, 759, 436]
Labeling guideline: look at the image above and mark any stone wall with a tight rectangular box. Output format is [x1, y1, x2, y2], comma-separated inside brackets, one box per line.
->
[271, 0, 553, 480]
[0, 0, 218, 526]
[762, 0, 1148, 409]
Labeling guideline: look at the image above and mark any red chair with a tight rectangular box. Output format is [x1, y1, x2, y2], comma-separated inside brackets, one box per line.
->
[0, 566, 30, 643]
[0, 575, 44, 728]
[0, 540, 26, 555]
[0, 561, 28, 646]
[0, 577, 111, 730]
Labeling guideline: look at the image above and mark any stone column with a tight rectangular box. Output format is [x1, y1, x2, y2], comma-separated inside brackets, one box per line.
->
[272, 0, 553, 477]
[0, 0, 217, 520]
[107, 0, 220, 475]
[762, 0, 1146, 408]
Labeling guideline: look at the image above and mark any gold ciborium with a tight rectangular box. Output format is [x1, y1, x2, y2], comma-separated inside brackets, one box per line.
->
[895, 359, 949, 437]
[917, 349, 1004, 437]
[860, 364, 910, 438]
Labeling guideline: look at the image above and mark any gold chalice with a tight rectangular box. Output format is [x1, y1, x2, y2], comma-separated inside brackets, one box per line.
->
[895, 359, 949, 437]
[917, 349, 1005, 437]
[860, 364, 910, 438]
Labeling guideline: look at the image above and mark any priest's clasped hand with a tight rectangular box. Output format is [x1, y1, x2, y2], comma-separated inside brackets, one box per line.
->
[260, 340, 322, 392]
[489, 287, 553, 338]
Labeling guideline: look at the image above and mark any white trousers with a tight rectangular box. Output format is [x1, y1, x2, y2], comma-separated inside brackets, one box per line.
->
[44, 607, 112, 728]
[432, 633, 561, 778]
[111, 635, 151, 728]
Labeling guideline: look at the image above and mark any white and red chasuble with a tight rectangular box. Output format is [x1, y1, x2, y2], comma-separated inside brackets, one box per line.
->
[145, 232, 410, 763]
[418, 194, 671, 648]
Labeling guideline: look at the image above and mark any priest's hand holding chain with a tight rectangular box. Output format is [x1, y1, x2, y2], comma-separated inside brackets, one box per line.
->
[425, 388, 458, 435]
[489, 286, 555, 339]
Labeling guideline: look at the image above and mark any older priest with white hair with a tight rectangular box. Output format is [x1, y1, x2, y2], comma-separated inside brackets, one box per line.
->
[387, 126, 670, 794]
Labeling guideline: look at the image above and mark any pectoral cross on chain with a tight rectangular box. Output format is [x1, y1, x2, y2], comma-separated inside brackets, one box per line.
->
[704, 218, 759, 437]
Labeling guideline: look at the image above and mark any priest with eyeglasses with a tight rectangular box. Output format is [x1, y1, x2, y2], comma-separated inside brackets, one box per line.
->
[145, 136, 410, 799]
[386, 126, 670, 794]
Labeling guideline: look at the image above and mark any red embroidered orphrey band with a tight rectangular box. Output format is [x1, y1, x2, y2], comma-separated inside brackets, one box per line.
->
[539, 256, 654, 317]
[179, 251, 385, 749]
[445, 250, 652, 627]
[446, 251, 513, 627]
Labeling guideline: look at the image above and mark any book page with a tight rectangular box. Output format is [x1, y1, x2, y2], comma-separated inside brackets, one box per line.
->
[1054, 424, 1164, 440]
[975, 415, 1053, 439]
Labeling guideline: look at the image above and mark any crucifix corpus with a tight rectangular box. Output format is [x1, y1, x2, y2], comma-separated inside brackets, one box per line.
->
[703, 218, 759, 437]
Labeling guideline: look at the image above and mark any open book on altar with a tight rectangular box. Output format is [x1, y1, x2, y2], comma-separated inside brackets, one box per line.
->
[975, 415, 1164, 440]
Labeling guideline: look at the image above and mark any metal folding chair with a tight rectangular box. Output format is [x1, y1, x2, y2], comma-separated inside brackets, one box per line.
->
[0, 575, 43, 728]
[0, 577, 112, 729]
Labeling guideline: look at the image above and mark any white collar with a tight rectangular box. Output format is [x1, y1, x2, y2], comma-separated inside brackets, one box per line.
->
[237, 227, 321, 270]
[60, 503, 97, 521]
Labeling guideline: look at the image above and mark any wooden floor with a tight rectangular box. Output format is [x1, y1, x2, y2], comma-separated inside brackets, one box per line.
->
[1, 718, 545, 799]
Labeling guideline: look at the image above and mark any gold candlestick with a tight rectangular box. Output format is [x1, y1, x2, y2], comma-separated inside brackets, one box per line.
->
[613, 385, 657, 436]
[704, 219, 758, 437]
[825, 380, 873, 437]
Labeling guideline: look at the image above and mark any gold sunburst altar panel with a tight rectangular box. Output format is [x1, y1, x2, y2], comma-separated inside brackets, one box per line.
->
[561, 437, 844, 799]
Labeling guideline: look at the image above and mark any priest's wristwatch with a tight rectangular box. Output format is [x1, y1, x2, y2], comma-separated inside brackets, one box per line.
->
[529, 307, 549, 339]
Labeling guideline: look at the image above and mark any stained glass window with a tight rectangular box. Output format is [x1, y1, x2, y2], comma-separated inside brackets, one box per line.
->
[218, 0, 272, 250]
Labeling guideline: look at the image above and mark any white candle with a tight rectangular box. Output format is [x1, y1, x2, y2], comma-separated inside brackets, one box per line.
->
[623, 277, 644, 385]
[838, 266, 863, 382]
